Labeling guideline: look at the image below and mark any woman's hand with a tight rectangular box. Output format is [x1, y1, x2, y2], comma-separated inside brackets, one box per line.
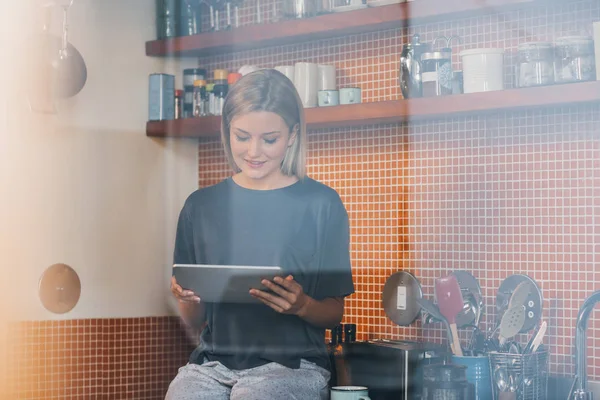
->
[250, 275, 312, 316]
[171, 276, 201, 303]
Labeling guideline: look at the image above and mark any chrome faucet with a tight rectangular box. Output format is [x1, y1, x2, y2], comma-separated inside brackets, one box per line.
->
[569, 290, 600, 400]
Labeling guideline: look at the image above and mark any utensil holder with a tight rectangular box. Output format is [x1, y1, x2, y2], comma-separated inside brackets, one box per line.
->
[488, 350, 548, 400]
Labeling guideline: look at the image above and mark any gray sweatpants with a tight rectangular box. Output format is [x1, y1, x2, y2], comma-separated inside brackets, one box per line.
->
[165, 358, 331, 400]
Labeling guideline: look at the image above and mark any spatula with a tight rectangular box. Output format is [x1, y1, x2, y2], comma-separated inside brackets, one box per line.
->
[508, 281, 532, 309]
[498, 305, 526, 346]
[435, 274, 464, 356]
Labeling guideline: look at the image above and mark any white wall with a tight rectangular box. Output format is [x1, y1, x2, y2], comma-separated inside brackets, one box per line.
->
[0, 0, 199, 320]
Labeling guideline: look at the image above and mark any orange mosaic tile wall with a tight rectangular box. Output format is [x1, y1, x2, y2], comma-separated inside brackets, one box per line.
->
[3, 318, 196, 399]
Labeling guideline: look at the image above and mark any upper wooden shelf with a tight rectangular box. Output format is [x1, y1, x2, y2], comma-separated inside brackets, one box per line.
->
[145, 0, 533, 57]
[146, 81, 600, 138]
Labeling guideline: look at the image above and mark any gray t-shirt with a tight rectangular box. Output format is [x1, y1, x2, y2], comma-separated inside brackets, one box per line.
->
[173, 177, 355, 371]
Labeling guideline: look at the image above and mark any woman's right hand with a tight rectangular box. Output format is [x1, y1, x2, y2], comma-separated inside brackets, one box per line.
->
[171, 276, 201, 303]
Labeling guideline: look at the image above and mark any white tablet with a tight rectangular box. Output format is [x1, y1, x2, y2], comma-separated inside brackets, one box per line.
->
[173, 264, 284, 303]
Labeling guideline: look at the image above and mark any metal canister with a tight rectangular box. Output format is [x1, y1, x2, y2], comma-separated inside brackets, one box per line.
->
[183, 68, 207, 89]
[148, 73, 175, 121]
[156, 0, 178, 16]
[156, 15, 177, 39]
[178, 0, 202, 36]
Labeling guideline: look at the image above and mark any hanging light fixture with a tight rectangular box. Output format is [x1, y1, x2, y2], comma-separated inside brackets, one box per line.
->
[28, 0, 87, 114]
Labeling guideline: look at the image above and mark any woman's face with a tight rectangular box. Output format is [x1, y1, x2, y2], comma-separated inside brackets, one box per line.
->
[229, 111, 296, 189]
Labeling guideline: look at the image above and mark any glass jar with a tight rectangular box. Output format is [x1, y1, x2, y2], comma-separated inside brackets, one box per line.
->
[212, 83, 229, 116]
[178, 0, 202, 36]
[183, 68, 207, 88]
[174, 89, 184, 119]
[183, 88, 194, 118]
[212, 69, 229, 116]
[206, 83, 215, 115]
[517, 42, 554, 87]
[420, 50, 453, 97]
[192, 79, 208, 117]
[554, 36, 596, 83]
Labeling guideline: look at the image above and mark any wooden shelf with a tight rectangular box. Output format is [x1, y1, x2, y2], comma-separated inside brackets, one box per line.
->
[146, 81, 600, 138]
[146, 0, 533, 57]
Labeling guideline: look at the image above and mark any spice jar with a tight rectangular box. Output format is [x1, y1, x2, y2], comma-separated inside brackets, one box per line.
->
[183, 68, 207, 88]
[192, 80, 208, 117]
[517, 42, 554, 87]
[554, 36, 596, 83]
[206, 83, 215, 115]
[212, 69, 229, 116]
[174, 89, 184, 119]
[420, 50, 453, 97]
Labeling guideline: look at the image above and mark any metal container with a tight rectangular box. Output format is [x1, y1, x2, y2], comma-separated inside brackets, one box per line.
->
[156, 0, 178, 16]
[488, 350, 548, 400]
[554, 36, 596, 83]
[156, 15, 178, 39]
[183, 68, 207, 88]
[517, 42, 554, 87]
[178, 0, 202, 36]
[148, 73, 175, 121]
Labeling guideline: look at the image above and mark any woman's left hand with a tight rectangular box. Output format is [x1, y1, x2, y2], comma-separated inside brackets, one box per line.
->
[250, 275, 311, 316]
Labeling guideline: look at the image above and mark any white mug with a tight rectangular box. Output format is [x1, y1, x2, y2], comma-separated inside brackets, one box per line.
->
[331, 386, 371, 400]
[339, 87, 361, 104]
[274, 65, 295, 83]
[318, 90, 339, 106]
[318, 64, 336, 91]
[294, 62, 318, 108]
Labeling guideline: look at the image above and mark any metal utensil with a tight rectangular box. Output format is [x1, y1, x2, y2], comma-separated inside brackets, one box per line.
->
[417, 297, 455, 352]
[494, 365, 510, 392]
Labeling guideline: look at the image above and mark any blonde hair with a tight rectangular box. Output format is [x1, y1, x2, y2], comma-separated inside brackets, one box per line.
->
[220, 69, 307, 179]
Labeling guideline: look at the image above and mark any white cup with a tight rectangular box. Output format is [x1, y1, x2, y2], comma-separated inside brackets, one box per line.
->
[318, 90, 339, 106]
[274, 65, 295, 83]
[459, 48, 505, 93]
[294, 62, 318, 108]
[339, 87, 361, 104]
[318, 64, 336, 91]
[331, 386, 371, 400]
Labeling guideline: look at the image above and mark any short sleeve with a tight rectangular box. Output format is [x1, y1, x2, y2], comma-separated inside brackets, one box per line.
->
[313, 198, 355, 300]
[173, 201, 197, 268]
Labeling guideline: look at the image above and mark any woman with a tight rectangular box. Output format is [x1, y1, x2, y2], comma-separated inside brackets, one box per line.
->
[166, 69, 354, 400]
